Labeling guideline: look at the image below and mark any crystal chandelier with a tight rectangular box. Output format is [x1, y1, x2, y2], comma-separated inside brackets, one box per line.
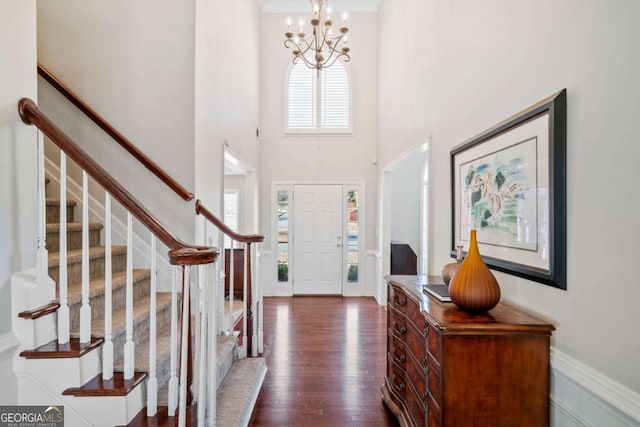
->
[284, 0, 350, 71]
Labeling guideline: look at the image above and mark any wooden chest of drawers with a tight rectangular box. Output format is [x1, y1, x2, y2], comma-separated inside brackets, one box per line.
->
[382, 275, 555, 427]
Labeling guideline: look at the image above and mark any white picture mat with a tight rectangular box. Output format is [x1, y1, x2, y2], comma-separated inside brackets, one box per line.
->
[453, 112, 550, 273]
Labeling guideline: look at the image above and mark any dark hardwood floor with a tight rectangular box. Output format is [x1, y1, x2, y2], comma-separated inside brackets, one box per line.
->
[249, 297, 399, 427]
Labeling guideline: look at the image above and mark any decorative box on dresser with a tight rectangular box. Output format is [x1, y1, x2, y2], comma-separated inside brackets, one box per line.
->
[382, 275, 555, 427]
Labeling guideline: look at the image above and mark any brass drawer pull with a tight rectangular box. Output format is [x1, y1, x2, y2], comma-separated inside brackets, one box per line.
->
[394, 382, 406, 392]
[394, 296, 407, 307]
[394, 325, 407, 336]
[394, 354, 406, 364]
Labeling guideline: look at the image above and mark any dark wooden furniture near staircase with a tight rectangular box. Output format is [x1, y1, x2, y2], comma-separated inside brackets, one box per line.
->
[390, 242, 417, 275]
[225, 249, 247, 300]
[383, 275, 555, 427]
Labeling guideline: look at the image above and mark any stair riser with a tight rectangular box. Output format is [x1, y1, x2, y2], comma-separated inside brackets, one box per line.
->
[68, 277, 151, 332]
[46, 203, 75, 224]
[49, 252, 127, 285]
[109, 302, 173, 365]
[46, 229, 101, 252]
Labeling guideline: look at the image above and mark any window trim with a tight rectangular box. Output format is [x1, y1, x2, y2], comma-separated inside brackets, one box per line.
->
[284, 61, 354, 136]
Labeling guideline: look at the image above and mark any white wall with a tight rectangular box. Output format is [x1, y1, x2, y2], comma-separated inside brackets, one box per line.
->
[0, 0, 37, 403]
[37, 0, 197, 242]
[194, 0, 262, 235]
[259, 12, 379, 295]
[378, 0, 640, 403]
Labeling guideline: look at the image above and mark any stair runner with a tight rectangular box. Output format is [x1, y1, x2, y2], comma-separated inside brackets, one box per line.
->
[19, 181, 266, 426]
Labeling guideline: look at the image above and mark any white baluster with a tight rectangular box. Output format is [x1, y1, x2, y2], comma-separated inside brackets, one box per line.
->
[229, 240, 234, 335]
[123, 212, 135, 379]
[178, 266, 191, 427]
[36, 131, 48, 286]
[250, 244, 258, 357]
[215, 235, 224, 337]
[257, 246, 264, 354]
[102, 193, 113, 379]
[193, 256, 201, 401]
[147, 235, 158, 416]
[243, 244, 248, 357]
[57, 153, 69, 344]
[197, 262, 208, 427]
[207, 261, 217, 427]
[168, 266, 179, 416]
[79, 171, 91, 343]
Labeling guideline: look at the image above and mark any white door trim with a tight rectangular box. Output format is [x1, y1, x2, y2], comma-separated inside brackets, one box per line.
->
[270, 180, 365, 297]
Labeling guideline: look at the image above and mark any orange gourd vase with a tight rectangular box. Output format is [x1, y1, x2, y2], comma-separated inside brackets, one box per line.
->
[449, 230, 501, 312]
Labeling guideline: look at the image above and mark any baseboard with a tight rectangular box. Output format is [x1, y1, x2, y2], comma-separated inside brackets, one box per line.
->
[0, 331, 20, 361]
[551, 348, 640, 426]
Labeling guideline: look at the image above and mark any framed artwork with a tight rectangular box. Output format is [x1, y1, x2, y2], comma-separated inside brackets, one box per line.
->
[450, 89, 567, 289]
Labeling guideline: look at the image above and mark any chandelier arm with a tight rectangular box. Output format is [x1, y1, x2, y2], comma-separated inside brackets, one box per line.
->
[322, 52, 349, 69]
[294, 52, 315, 68]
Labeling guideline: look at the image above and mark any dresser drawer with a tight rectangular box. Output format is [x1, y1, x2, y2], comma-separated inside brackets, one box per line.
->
[406, 350, 427, 404]
[388, 354, 408, 399]
[427, 323, 442, 366]
[406, 295, 423, 327]
[388, 334, 407, 369]
[427, 403, 442, 427]
[390, 316, 407, 341]
[390, 286, 409, 313]
[406, 318, 427, 365]
[427, 359, 442, 412]
[406, 379, 426, 427]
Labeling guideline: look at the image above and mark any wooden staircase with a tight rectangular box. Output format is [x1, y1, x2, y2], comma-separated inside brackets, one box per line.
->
[13, 173, 265, 425]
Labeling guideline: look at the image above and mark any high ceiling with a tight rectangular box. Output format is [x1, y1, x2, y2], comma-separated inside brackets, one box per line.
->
[260, 0, 381, 13]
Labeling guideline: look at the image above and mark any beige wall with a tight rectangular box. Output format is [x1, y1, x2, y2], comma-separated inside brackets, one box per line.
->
[378, 0, 640, 394]
[259, 12, 379, 295]
[0, 0, 37, 335]
[194, 0, 262, 234]
[37, 0, 197, 242]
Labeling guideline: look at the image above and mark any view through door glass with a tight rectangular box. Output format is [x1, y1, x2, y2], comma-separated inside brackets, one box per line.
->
[293, 184, 343, 294]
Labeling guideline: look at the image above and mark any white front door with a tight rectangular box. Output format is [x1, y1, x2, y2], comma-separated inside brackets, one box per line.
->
[293, 184, 343, 294]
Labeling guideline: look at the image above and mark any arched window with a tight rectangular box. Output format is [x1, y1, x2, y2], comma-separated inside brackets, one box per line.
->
[286, 61, 351, 134]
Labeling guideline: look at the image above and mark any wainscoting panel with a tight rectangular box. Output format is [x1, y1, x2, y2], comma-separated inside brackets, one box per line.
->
[551, 349, 640, 427]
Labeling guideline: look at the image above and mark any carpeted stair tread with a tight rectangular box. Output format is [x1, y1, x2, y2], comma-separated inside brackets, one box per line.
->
[156, 335, 240, 407]
[62, 269, 151, 306]
[216, 335, 238, 391]
[113, 328, 172, 381]
[216, 357, 267, 427]
[70, 292, 172, 339]
[46, 222, 104, 232]
[48, 245, 127, 269]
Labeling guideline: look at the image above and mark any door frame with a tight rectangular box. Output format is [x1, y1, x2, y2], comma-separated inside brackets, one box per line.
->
[270, 180, 365, 297]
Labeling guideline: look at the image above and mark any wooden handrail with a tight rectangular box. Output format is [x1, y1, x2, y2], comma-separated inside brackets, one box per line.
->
[18, 98, 216, 266]
[195, 200, 264, 244]
[37, 63, 194, 202]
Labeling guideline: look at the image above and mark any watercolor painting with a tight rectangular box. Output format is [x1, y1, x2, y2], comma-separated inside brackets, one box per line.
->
[460, 137, 538, 251]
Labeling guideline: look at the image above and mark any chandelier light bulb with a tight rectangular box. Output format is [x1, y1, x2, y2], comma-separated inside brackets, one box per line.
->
[342, 12, 348, 25]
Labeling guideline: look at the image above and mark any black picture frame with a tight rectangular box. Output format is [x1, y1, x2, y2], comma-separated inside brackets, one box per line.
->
[450, 89, 566, 290]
